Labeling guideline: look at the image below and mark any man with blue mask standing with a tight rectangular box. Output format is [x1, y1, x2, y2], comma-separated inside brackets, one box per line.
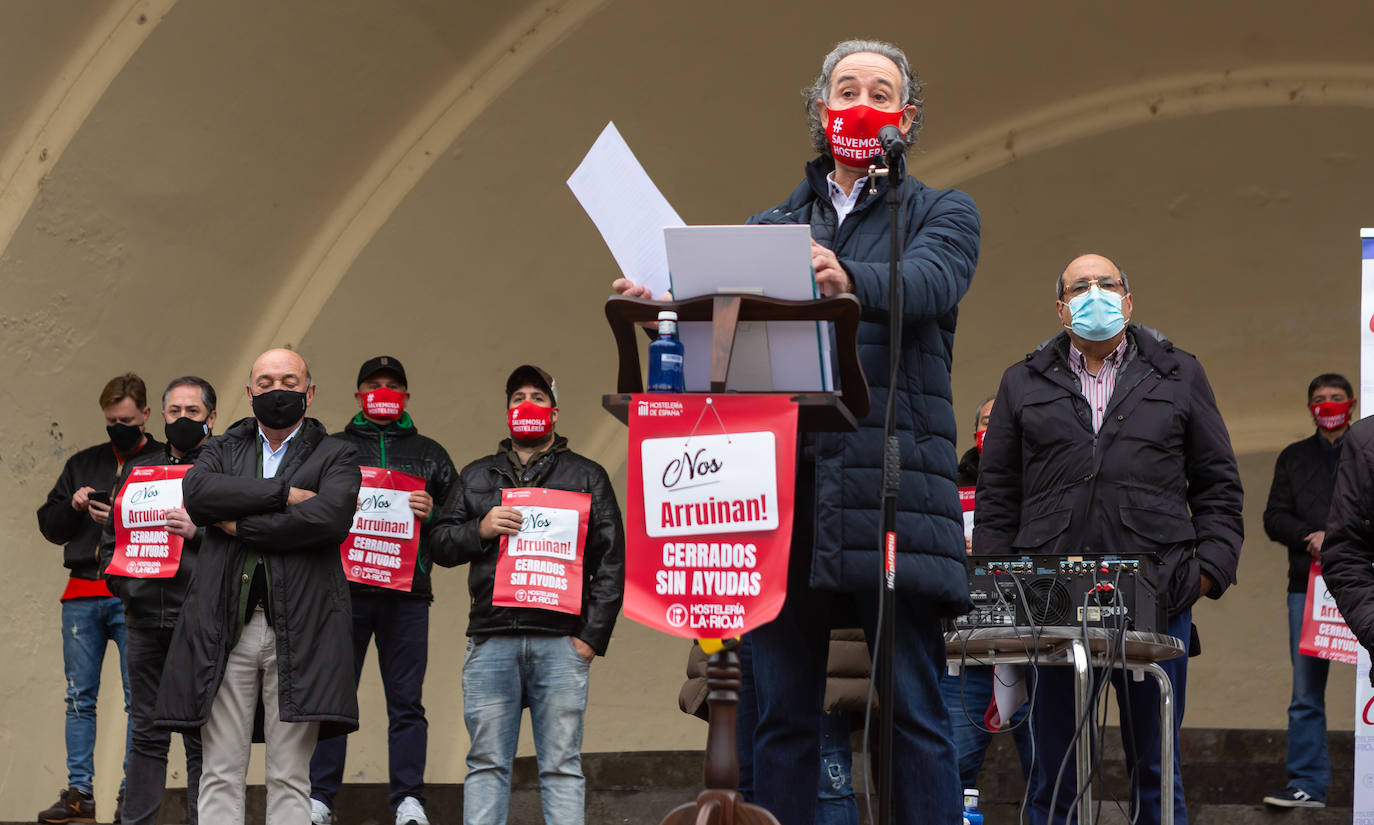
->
[974, 253, 1244, 825]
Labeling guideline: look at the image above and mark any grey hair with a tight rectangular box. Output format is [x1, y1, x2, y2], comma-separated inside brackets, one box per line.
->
[973, 395, 996, 430]
[804, 39, 925, 156]
[1056, 262, 1130, 300]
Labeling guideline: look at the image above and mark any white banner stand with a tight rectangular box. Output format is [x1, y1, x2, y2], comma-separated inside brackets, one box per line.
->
[1354, 228, 1374, 825]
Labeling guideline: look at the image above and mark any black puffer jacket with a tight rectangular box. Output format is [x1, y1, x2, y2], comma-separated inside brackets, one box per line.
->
[38, 436, 164, 579]
[99, 443, 205, 628]
[154, 417, 361, 738]
[1320, 418, 1374, 669]
[749, 155, 980, 614]
[430, 436, 625, 655]
[974, 326, 1244, 618]
[1264, 433, 1341, 594]
[330, 412, 458, 601]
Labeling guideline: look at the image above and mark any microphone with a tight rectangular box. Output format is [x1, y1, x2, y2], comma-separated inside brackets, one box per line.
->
[878, 125, 905, 161]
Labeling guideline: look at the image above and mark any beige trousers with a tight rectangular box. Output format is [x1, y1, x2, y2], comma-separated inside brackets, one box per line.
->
[199, 609, 319, 825]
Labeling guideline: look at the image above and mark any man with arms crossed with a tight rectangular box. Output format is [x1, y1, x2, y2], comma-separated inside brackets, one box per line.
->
[155, 349, 361, 824]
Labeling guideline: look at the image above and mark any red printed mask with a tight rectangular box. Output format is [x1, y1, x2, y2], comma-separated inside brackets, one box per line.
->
[508, 401, 554, 441]
[358, 386, 406, 422]
[1311, 400, 1352, 431]
[825, 104, 905, 168]
[975, 428, 987, 454]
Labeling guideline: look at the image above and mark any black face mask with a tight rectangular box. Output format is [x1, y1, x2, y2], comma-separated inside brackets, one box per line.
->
[165, 416, 209, 453]
[107, 422, 144, 452]
[252, 389, 308, 430]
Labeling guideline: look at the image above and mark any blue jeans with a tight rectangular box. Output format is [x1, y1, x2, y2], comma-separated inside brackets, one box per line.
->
[462, 635, 590, 825]
[940, 666, 1034, 789]
[1285, 591, 1330, 800]
[817, 710, 857, 825]
[61, 596, 131, 793]
[737, 638, 860, 825]
[311, 596, 429, 809]
[1028, 610, 1191, 825]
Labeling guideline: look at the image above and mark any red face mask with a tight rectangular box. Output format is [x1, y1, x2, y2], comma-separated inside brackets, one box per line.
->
[508, 401, 554, 441]
[825, 104, 906, 168]
[358, 386, 406, 423]
[1311, 399, 1353, 431]
[975, 428, 987, 454]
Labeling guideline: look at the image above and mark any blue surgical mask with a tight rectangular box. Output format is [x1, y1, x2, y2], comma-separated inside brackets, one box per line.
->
[1065, 285, 1125, 341]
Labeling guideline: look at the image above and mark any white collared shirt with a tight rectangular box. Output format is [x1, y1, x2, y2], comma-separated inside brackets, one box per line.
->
[259, 423, 302, 479]
[826, 172, 868, 226]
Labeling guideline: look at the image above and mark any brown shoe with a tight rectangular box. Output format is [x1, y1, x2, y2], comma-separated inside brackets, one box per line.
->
[37, 787, 96, 823]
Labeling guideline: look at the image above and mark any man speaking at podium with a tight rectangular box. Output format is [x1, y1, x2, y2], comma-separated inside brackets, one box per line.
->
[622, 39, 981, 825]
[974, 255, 1244, 825]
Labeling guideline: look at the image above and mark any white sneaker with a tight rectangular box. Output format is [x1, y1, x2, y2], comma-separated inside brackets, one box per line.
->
[396, 796, 430, 825]
[310, 797, 333, 824]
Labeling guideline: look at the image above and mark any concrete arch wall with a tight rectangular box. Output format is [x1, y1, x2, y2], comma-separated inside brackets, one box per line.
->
[5, 0, 1374, 815]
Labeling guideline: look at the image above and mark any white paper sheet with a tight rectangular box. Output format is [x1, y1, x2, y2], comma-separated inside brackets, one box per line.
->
[664, 225, 832, 392]
[567, 122, 683, 296]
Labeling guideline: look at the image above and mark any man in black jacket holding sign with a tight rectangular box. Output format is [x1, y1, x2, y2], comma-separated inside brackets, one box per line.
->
[100, 375, 217, 825]
[154, 348, 361, 825]
[431, 364, 625, 825]
[309, 355, 457, 825]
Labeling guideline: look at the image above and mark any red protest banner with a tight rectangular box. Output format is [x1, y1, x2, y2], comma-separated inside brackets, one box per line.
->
[1299, 559, 1360, 664]
[492, 487, 591, 615]
[626, 393, 798, 639]
[340, 466, 426, 592]
[107, 464, 192, 579]
[959, 486, 975, 541]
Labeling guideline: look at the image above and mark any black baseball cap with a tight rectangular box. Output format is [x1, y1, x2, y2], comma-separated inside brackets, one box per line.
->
[506, 364, 556, 405]
[357, 355, 408, 388]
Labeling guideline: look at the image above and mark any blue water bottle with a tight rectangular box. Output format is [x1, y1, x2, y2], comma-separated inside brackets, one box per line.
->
[647, 310, 685, 393]
[963, 789, 983, 825]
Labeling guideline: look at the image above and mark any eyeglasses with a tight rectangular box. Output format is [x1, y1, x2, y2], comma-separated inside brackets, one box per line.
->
[1062, 277, 1126, 299]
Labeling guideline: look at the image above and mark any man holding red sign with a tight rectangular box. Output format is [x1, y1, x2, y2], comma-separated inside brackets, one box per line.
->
[1260, 373, 1355, 808]
[99, 375, 217, 825]
[309, 356, 457, 825]
[431, 365, 624, 825]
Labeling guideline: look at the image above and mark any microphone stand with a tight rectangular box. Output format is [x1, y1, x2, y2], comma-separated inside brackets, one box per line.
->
[866, 145, 904, 825]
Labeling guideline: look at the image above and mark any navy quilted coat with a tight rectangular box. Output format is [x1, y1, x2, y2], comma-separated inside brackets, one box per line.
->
[748, 156, 980, 615]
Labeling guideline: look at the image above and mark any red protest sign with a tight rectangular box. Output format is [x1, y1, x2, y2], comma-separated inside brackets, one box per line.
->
[1299, 559, 1360, 664]
[626, 394, 798, 638]
[492, 487, 591, 615]
[340, 466, 426, 592]
[959, 486, 975, 541]
[107, 464, 191, 579]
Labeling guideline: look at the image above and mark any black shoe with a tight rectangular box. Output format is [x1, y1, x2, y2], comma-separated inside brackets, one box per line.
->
[113, 786, 124, 823]
[1263, 787, 1326, 808]
[37, 787, 96, 823]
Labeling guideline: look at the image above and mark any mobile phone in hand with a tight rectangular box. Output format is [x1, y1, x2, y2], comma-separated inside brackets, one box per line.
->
[88, 490, 111, 506]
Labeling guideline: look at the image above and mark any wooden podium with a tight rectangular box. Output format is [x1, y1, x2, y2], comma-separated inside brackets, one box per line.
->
[602, 293, 870, 825]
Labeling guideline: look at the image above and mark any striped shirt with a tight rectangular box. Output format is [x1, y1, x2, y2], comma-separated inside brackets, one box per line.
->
[1068, 337, 1129, 432]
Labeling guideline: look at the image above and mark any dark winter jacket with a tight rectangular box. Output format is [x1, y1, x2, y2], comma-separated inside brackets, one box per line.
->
[154, 417, 362, 738]
[974, 326, 1244, 619]
[99, 443, 205, 628]
[429, 435, 625, 655]
[957, 446, 981, 487]
[1320, 419, 1374, 671]
[1264, 433, 1342, 594]
[748, 156, 980, 613]
[330, 412, 458, 601]
[38, 436, 164, 580]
